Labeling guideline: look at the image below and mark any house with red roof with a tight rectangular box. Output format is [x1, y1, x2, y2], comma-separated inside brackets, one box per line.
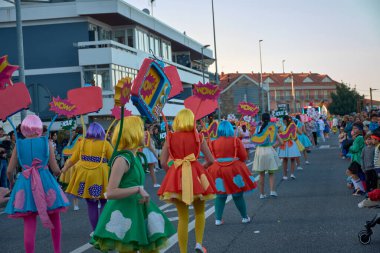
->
[219, 72, 338, 115]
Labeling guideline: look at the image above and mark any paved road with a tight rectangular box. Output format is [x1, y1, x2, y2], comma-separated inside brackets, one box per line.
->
[1, 135, 379, 252]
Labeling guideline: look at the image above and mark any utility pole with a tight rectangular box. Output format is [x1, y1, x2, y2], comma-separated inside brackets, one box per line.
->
[15, 0, 27, 120]
[211, 0, 221, 120]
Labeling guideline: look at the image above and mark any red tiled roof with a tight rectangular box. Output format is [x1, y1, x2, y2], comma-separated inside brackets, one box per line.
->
[219, 72, 338, 90]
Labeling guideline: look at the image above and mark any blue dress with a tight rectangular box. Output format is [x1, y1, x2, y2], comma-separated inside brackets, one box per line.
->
[5, 136, 69, 223]
[296, 121, 312, 148]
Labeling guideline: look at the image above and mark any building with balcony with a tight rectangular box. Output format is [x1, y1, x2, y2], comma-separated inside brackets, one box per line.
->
[219, 72, 338, 115]
[0, 0, 214, 124]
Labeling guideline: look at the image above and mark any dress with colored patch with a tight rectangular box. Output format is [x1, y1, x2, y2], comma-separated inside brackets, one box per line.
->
[91, 152, 175, 252]
[157, 132, 216, 205]
[65, 139, 113, 199]
[5, 136, 69, 219]
[208, 137, 257, 194]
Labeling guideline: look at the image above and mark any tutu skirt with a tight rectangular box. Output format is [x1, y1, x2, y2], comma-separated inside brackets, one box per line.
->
[278, 140, 301, 158]
[142, 148, 158, 164]
[298, 134, 312, 148]
[252, 146, 281, 172]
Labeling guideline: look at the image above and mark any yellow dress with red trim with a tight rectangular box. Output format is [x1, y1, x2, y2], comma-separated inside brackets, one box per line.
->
[207, 137, 257, 194]
[65, 139, 113, 199]
[278, 122, 302, 158]
[157, 132, 216, 205]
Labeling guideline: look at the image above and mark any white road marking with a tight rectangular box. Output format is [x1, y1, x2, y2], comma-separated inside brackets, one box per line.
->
[160, 174, 260, 253]
[70, 243, 92, 253]
[318, 145, 330, 149]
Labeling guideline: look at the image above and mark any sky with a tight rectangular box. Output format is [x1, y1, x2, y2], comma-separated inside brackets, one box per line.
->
[125, 0, 380, 100]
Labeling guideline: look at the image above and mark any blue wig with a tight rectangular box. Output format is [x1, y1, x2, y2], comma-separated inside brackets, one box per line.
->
[86, 122, 105, 140]
[217, 121, 235, 137]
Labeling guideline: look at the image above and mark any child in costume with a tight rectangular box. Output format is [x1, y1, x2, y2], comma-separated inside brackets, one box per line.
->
[278, 115, 301, 180]
[91, 116, 175, 252]
[5, 115, 69, 253]
[142, 126, 160, 187]
[208, 121, 256, 225]
[158, 109, 216, 253]
[295, 115, 312, 165]
[252, 113, 283, 199]
[61, 122, 113, 232]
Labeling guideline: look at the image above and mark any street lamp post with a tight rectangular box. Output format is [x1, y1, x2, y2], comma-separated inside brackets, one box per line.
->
[211, 0, 221, 120]
[282, 59, 285, 74]
[259, 40, 264, 112]
[201, 45, 210, 84]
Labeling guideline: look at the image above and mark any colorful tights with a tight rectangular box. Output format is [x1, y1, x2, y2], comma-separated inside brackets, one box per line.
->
[215, 192, 247, 221]
[173, 199, 205, 253]
[23, 212, 61, 253]
[86, 199, 106, 231]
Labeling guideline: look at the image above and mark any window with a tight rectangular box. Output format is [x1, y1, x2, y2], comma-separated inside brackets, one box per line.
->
[83, 65, 111, 90]
[324, 90, 328, 97]
[126, 28, 134, 47]
[285, 91, 290, 99]
[111, 64, 138, 88]
[154, 37, 161, 57]
[305, 90, 310, 99]
[296, 90, 301, 98]
[114, 30, 125, 44]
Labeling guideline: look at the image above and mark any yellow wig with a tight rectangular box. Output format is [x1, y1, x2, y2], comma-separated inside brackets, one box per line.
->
[112, 116, 144, 150]
[173, 108, 194, 132]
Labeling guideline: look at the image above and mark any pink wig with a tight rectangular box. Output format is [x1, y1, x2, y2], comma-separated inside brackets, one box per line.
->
[21, 115, 43, 137]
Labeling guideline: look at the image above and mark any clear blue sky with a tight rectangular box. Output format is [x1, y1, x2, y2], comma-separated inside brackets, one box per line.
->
[130, 0, 380, 99]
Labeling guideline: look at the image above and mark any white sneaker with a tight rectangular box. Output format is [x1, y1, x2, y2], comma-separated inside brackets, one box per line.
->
[153, 184, 161, 188]
[260, 194, 267, 199]
[215, 220, 224, 226]
[90, 231, 94, 237]
[282, 176, 288, 180]
[297, 166, 303, 170]
[97, 202, 101, 209]
[270, 191, 278, 197]
[242, 217, 251, 223]
[290, 174, 296, 179]
[195, 243, 207, 253]
[305, 161, 310, 165]
[73, 205, 79, 211]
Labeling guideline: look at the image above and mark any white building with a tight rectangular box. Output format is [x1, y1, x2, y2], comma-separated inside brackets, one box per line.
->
[0, 0, 214, 126]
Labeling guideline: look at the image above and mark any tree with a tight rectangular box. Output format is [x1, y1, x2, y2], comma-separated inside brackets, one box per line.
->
[328, 83, 363, 115]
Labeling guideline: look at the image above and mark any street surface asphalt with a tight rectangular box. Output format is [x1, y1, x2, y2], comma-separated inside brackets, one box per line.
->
[1, 135, 379, 252]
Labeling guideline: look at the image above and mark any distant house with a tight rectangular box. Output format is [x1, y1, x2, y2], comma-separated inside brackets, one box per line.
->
[219, 72, 338, 115]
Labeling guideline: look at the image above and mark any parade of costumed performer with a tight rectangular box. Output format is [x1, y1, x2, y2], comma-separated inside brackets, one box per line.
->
[59, 126, 83, 211]
[61, 122, 113, 232]
[158, 108, 216, 253]
[5, 115, 70, 253]
[207, 120, 257, 226]
[278, 115, 302, 180]
[251, 113, 283, 199]
[90, 116, 175, 253]
[292, 115, 309, 170]
[142, 126, 160, 187]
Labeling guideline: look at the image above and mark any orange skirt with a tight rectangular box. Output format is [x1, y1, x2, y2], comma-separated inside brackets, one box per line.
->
[157, 161, 216, 204]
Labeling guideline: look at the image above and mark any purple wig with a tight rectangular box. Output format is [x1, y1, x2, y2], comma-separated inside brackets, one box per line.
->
[86, 122, 105, 140]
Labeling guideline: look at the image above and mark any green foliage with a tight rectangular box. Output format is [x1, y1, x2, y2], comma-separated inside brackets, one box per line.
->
[328, 83, 363, 115]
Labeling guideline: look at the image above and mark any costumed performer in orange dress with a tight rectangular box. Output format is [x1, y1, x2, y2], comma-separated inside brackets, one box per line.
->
[208, 120, 257, 226]
[158, 109, 216, 253]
